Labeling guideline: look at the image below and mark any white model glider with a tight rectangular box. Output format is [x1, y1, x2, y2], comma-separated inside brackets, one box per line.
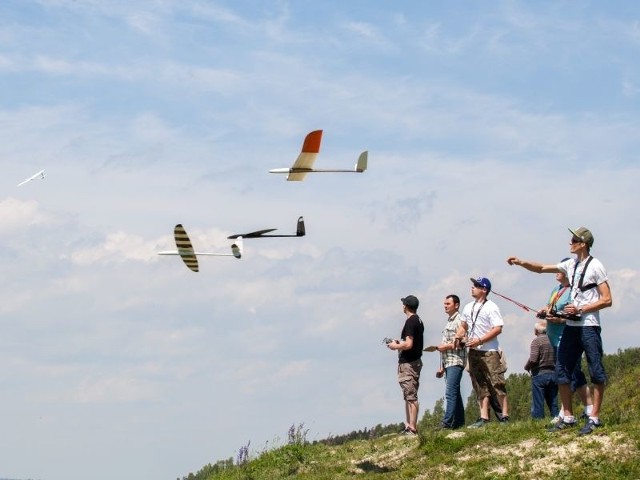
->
[269, 130, 368, 181]
[158, 224, 242, 272]
[227, 216, 305, 239]
[17, 169, 46, 187]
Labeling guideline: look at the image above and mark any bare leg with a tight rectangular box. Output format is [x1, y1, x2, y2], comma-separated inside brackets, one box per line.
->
[479, 396, 490, 420]
[591, 383, 605, 418]
[559, 384, 573, 417]
[407, 400, 419, 431]
[576, 384, 593, 410]
[498, 394, 509, 417]
[405, 402, 410, 427]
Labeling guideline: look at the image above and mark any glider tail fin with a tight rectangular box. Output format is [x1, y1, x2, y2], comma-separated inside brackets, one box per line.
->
[355, 151, 368, 172]
[296, 216, 306, 236]
[231, 237, 243, 258]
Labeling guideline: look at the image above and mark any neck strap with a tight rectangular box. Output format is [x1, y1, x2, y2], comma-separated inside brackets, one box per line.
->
[572, 256, 597, 292]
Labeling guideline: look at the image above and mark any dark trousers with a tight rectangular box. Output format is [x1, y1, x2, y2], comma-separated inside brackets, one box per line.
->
[531, 371, 559, 418]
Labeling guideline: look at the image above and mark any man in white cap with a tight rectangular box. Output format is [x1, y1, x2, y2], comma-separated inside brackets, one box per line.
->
[507, 226, 612, 435]
[455, 277, 509, 428]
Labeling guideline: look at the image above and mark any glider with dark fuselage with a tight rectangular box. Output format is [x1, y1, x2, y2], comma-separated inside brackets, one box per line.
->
[227, 216, 305, 239]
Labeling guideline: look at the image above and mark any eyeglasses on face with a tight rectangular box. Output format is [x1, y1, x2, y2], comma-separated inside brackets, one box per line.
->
[570, 237, 584, 244]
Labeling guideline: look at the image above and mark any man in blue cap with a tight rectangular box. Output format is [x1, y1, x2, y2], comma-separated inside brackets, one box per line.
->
[507, 226, 612, 435]
[455, 277, 510, 428]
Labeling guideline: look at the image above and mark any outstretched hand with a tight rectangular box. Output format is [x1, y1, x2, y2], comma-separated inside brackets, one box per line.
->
[507, 256, 520, 265]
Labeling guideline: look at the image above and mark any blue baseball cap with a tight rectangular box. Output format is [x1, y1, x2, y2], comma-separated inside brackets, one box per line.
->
[470, 277, 492, 292]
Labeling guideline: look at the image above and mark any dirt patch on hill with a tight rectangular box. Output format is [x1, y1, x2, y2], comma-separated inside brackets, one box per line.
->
[348, 430, 637, 478]
[457, 431, 636, 478]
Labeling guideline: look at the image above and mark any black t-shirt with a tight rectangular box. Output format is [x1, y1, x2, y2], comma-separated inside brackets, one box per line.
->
[399, 314, 424, 363]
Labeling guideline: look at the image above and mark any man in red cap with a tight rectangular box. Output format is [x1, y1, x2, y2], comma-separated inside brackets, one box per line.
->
[507, 226, 612, 435]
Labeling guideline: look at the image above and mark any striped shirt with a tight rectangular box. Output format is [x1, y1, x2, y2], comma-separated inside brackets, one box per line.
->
[524, 334, 555, 376]
[440, 311, 467, 368]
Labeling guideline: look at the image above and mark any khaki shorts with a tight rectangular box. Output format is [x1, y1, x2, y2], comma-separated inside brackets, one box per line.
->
[398, 359, 422, 402]
[468, 350, 506, 399]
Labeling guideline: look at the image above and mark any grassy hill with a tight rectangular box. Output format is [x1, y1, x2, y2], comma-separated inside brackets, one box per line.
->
[180, 348, 640, 479]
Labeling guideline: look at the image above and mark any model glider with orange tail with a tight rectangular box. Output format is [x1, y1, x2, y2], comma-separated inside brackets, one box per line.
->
[158, 224, 242, 272]
[269, 130, 368, 181]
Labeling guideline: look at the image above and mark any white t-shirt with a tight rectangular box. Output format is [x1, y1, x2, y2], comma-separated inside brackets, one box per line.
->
[557, 256, 608, 327]
[461, 299, 504, 351]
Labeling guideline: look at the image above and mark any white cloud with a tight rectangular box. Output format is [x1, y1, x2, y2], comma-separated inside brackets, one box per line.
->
[0, 198, 51, 231]
[69, 231, 159, 265]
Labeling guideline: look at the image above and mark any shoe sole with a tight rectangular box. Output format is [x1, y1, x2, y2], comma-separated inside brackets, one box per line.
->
[547, 423, 577, 432]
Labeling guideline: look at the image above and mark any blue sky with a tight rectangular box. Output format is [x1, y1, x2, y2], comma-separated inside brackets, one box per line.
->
[1, 1, 639, 479]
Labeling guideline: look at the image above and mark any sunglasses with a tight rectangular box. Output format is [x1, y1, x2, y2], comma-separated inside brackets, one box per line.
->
[570, 237, 584, 244]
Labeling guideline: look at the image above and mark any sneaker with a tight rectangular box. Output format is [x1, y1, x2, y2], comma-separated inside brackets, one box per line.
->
[579, 412, 589, 421]
[547, 419, 577, 432]
[578, 418, 603, 436]
[400, 428, 418, 437]
[550, 415, 562, 426]
[467, 418, 489, 429]
[498, 415, 510, 424]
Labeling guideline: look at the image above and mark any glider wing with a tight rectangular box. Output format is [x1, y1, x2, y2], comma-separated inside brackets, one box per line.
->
[228, 228, 277, 239]
[158, 225, 242, 272]
[157, 224, 200, 272]
[269, 130, 322, 181]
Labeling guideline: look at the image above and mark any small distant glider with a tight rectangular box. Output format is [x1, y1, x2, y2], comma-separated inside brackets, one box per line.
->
[227, 216, 305, 239]
[17, 169, 46, 187]
[269, 130, 368, 181]
[158, 224, 242, 272]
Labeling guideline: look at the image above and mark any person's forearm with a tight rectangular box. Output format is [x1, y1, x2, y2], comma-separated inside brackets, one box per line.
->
[477, 327, 501, 344]
[511, 257, 544, 272]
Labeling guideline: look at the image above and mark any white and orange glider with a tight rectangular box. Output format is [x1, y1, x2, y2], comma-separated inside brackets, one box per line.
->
[269, 130, 367, 181]
[158, 224, 242, 273]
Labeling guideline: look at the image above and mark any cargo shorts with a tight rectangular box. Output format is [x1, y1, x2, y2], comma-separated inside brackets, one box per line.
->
[468, 349, 507, 399]
[398, 359, 423, 402]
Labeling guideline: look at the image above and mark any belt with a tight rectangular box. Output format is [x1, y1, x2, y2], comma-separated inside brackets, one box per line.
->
[532, 367, 555, 375]
[469, 349, 496, 356]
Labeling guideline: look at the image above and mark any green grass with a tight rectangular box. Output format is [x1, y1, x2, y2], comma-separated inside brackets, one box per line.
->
[194, 420, 640, 480]
[181, 349, 640, 480]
